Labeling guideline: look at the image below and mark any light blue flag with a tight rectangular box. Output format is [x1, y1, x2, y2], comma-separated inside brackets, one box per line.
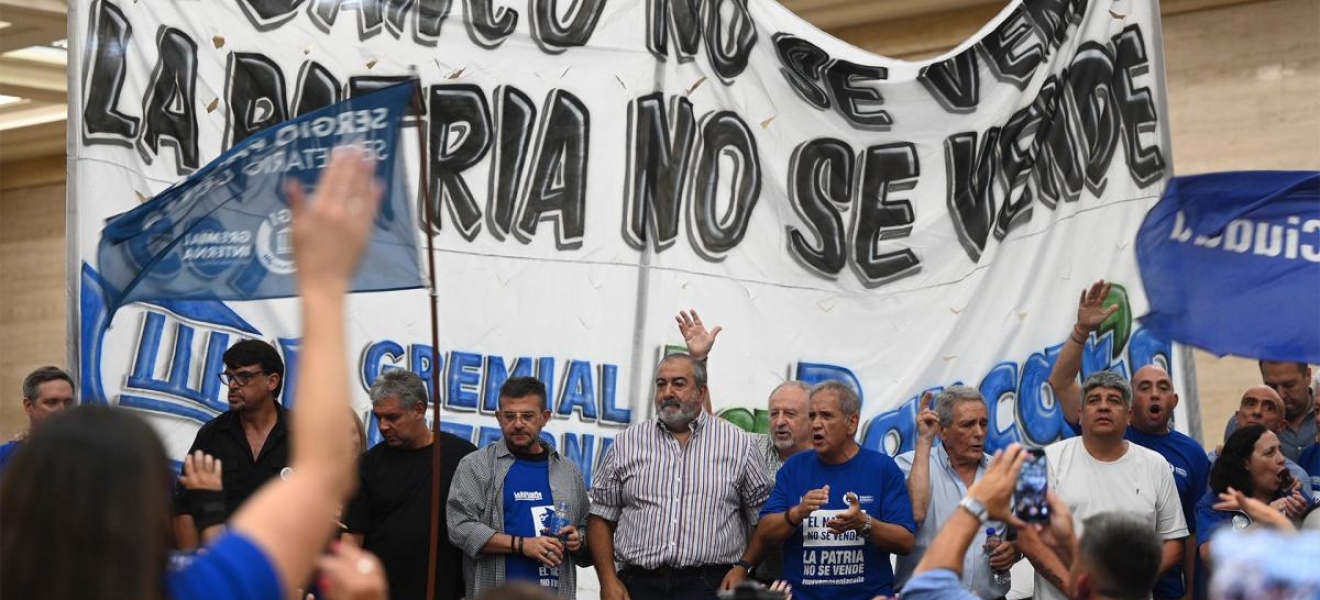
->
[97, 82, 424, 311]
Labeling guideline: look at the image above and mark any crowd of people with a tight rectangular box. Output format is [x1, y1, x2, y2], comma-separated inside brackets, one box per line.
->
[0, 148, 1316, 600]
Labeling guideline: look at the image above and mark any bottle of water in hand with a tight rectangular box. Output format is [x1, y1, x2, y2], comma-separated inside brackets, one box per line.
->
[551, 500, 572, 542]
[983, 527, 1012, 587]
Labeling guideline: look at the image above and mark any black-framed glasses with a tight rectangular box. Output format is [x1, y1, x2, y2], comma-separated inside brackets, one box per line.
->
[218, 369, 268, 386]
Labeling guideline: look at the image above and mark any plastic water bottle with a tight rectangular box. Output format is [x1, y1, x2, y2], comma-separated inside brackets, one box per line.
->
[550, 500, 572, 541]
[983, 527, 1012, 587]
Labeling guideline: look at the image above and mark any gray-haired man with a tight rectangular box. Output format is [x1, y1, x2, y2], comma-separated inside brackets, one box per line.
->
[344, 369, 476, 600]
[1032, 372, 1187, 600]
[894, 386, 1017, 598]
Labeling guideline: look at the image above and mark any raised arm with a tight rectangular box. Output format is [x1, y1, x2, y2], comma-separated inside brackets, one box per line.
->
[1047, 280, 1118, 426]
[227, 147, 382, 598]
[908, 392, 938, 524]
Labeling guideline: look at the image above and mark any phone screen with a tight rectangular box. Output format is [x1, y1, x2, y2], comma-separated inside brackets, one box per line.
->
[1014, 449, 1050, 523]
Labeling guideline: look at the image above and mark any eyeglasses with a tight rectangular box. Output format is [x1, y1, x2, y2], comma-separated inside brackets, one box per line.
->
[218, 369, 268, 387]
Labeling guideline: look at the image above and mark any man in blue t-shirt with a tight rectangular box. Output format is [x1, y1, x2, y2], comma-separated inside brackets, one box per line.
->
[1047, 280, 1211, 600]
[448, 376, 591, 599]
[0, 366, 76, 471]
[724, 380, 916, 600]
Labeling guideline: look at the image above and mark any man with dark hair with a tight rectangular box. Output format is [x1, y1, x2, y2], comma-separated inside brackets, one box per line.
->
[726, 380, 916, 600]
[345, 368, 477, 600]
[1223, 361, 1316, 461]
[902, 444, 1163, 600]
[0, 366, 75, 468]
[1035, 371, 1187, 600]
[589, 311, 771, 600]
[173, 339, 290, 543]
[1049, 280, 1211, 600]
[449, 376, 591, 599]
[894, 386, 1017, 598]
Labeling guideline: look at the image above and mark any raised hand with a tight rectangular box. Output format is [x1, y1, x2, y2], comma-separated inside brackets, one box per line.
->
[965, 444, 1028, 520]
[1076, 280, 1118, 333]
[1217, 487, 1296, 531]
[916, 391, 939, 444]
[675, 309, 722, 361]
[179, 450, 224, 492]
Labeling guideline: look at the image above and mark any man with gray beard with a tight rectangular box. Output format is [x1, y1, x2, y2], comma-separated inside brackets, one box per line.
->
[588, 314, 771, 600]
[748, 381, 812, 583]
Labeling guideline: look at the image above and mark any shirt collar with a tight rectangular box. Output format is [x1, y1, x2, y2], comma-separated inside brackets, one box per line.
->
[654, 410, 709, 435]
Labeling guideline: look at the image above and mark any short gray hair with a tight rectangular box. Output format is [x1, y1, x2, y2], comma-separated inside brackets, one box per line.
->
[933, 385, 985, 427]
[1082, 371, 1132, 406]
[656, 353, 707, 388]
[369, 369, 429, 410]
[810, 380, 860, 417]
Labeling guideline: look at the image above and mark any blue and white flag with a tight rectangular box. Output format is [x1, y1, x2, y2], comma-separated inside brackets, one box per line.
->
[97, 82, 424, 311]
[1137, 171, 1320, 364]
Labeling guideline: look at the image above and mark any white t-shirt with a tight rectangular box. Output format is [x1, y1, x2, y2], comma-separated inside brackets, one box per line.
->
[1033, 437, 1188, 600]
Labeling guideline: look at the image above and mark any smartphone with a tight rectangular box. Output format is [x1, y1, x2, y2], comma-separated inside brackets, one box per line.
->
[1013, 449, 1050, 523]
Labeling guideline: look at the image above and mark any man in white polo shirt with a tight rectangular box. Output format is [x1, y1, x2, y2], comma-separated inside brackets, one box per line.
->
[1032, 371, 1187, 600]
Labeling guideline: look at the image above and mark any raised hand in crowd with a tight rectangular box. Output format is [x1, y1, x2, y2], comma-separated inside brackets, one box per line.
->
[1268, 486, 1309, 521]
[179, 449, 223, 492]
[1214, 487, 1297, 532]
[915, 391, 939, 445]
[676, 309, 722, 361]
[1075, 279, 1119, 334]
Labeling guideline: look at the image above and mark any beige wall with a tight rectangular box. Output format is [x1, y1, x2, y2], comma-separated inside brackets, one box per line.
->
[0, 157, 68, 439]
[0, 0, 1315, 443]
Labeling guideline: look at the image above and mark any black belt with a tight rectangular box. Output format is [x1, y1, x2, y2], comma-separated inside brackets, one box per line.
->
[621, 564, 732, 578]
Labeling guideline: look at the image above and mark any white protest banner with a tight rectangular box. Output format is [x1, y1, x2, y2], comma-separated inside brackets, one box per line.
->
[69, 0, 1185, 484]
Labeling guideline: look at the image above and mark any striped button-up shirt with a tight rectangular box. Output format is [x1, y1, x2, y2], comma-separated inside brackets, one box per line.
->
[447, 440, 592, 599]
[590, 411, 771, 570]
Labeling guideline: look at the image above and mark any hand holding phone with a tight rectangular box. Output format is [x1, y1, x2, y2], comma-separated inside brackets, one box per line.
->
[1013, 449, 1050, 524]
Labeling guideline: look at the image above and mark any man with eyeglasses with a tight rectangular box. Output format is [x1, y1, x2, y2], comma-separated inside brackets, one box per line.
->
[173, 339, 290, 547]
[448, 376, 591, 599]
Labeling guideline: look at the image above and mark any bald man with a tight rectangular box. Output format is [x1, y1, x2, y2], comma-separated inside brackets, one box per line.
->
[1047, 280, 1210, 600]
[1211, 385, 1312, 501]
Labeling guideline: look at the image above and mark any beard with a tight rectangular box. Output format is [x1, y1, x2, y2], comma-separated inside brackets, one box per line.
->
[772, 430, 797, 451]
[658, 398, 700, 429]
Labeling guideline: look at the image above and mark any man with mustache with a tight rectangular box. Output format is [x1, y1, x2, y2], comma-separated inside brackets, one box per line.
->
[724, 381, 916, 600]
[588, 310, 771, 600]
[1048, 280, 1210, 600]
[1034, 372, 1188, 600]
[893, 386, 1017, 599]
[747, 380, 812, 584]
[173, 339, 290, 546]
[448, 376, 591, 599]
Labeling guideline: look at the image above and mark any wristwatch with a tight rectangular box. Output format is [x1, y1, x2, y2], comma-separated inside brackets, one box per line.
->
[858, 509, 872, 537]
[958, 495, 989, 523]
